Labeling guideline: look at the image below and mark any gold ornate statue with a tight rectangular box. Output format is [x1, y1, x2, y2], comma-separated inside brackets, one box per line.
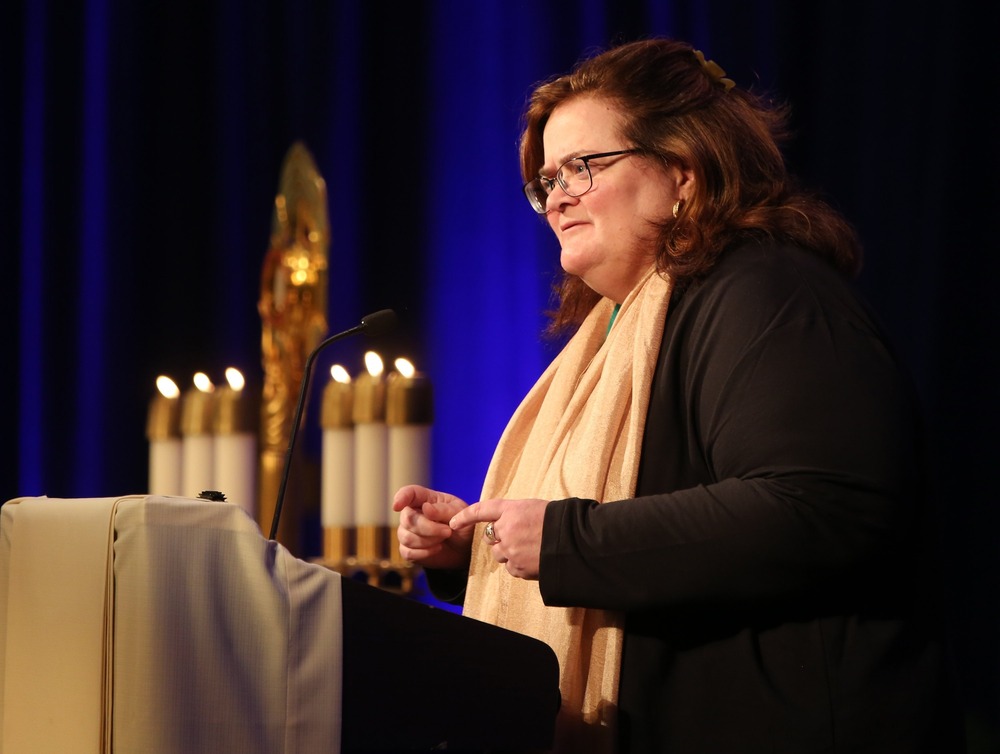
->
[258, 142, 329, 552]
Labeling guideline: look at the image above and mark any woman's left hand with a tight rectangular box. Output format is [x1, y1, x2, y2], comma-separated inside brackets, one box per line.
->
[449, 498, 549, 580]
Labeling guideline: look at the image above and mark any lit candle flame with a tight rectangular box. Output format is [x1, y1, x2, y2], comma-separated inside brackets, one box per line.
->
[156, 375, 180, 399]
[225, 367, 245, 391]
[330, 364, 352, 383]
[394, 358, 415, 379]
[193, 372, 215, 393]
[364, 351, 384, 377]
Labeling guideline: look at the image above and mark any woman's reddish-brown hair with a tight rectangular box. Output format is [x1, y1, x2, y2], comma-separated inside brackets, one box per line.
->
[520, 38, 862, 333]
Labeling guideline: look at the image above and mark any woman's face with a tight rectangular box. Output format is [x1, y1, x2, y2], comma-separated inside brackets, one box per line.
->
[540, 96, 687, 302]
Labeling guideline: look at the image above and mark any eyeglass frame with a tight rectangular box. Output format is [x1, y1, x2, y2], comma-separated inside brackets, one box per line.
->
[522, 149, 641, 214]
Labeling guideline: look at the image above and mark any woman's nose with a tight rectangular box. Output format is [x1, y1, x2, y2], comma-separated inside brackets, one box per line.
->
[546, 183, 578, 213]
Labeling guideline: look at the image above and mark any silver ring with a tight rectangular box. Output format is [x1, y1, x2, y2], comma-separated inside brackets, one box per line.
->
[484, 521, 499, 544]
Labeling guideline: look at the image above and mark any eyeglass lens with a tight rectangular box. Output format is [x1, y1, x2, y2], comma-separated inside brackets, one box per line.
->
[558, 159, 593, 195]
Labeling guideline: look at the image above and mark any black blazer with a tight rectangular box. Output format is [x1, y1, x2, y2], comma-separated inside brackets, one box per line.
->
[540, 243, 963, 753]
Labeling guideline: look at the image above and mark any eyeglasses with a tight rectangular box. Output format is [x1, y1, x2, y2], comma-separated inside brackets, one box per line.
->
[522, 149, 640, 214]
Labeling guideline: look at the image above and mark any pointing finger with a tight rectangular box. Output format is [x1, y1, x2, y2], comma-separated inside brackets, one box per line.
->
[449, 499, 504, 530]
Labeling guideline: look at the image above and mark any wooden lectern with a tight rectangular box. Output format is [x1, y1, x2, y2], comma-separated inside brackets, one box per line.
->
[0, 496, 559, 753]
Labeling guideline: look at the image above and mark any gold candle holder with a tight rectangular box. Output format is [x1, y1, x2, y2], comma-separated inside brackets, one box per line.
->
[180, 374, 215, 437]
[382, 528, 418, 594]
[351, 357, 387, 426]
[386, 359, 434, 567]
[354, 524, 388, 562]
[339, 524, 387, 587]
[322, 525, 353, 566]
[339, 525, 414, 594]
[352, 352, 388, 535]
[212, 368, 258, 516]
[147, 378, 182, 441]
[320, 366, 355, 571]
[180, 373, 216, 498]
[146, 376, 182, 496]
[385, 364, 434, 426]
[213, 368, 256, 435]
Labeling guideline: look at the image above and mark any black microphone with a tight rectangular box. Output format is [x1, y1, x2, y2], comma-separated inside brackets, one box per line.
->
[269, 309, 397, 541]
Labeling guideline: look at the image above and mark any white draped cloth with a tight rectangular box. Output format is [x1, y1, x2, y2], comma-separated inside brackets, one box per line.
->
[0, 495, 343, 754]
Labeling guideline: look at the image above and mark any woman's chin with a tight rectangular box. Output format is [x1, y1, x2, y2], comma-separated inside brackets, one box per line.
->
[559, 249, 590, 278]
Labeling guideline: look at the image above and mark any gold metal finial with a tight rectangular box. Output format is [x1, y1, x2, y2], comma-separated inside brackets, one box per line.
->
[257, 142, 330, 550]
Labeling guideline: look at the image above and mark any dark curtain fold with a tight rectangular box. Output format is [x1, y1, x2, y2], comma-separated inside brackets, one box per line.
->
[2, 0, 997, 741]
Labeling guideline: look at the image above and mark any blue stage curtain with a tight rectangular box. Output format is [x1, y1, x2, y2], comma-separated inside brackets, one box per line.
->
[1, 0, 997, 738]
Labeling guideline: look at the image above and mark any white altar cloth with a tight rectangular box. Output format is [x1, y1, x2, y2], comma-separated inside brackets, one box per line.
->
[0, 495, 343, 754]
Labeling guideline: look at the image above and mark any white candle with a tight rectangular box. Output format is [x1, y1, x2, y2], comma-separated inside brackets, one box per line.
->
[386, 358, 433, 523]
[352, 351, 387, 527]
[146, 375, 182, 496]
[212, 367, 257, 516]
[321, 364, 354, 528]
[181, 372, 215, 498]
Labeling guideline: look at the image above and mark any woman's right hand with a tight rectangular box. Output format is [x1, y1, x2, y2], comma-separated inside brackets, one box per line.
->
[392, 485, 473, 570]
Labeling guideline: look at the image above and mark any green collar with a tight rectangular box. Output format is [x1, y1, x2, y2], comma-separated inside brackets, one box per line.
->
[606, 303, 621, 337]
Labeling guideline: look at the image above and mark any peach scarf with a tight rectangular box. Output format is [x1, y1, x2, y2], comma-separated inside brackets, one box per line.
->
[463, 267, 671, 753]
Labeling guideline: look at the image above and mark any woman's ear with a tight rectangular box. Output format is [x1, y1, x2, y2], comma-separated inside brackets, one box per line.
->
[676, 166, 696, 203]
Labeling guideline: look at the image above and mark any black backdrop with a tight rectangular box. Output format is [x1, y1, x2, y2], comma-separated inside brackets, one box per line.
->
[1, 0, 997, 744]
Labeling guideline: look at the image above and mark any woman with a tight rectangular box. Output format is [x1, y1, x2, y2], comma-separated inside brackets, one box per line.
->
[394, 38, 960, 753]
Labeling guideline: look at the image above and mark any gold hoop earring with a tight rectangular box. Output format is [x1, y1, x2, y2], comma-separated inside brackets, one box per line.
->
[672, 200, 684, 218]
